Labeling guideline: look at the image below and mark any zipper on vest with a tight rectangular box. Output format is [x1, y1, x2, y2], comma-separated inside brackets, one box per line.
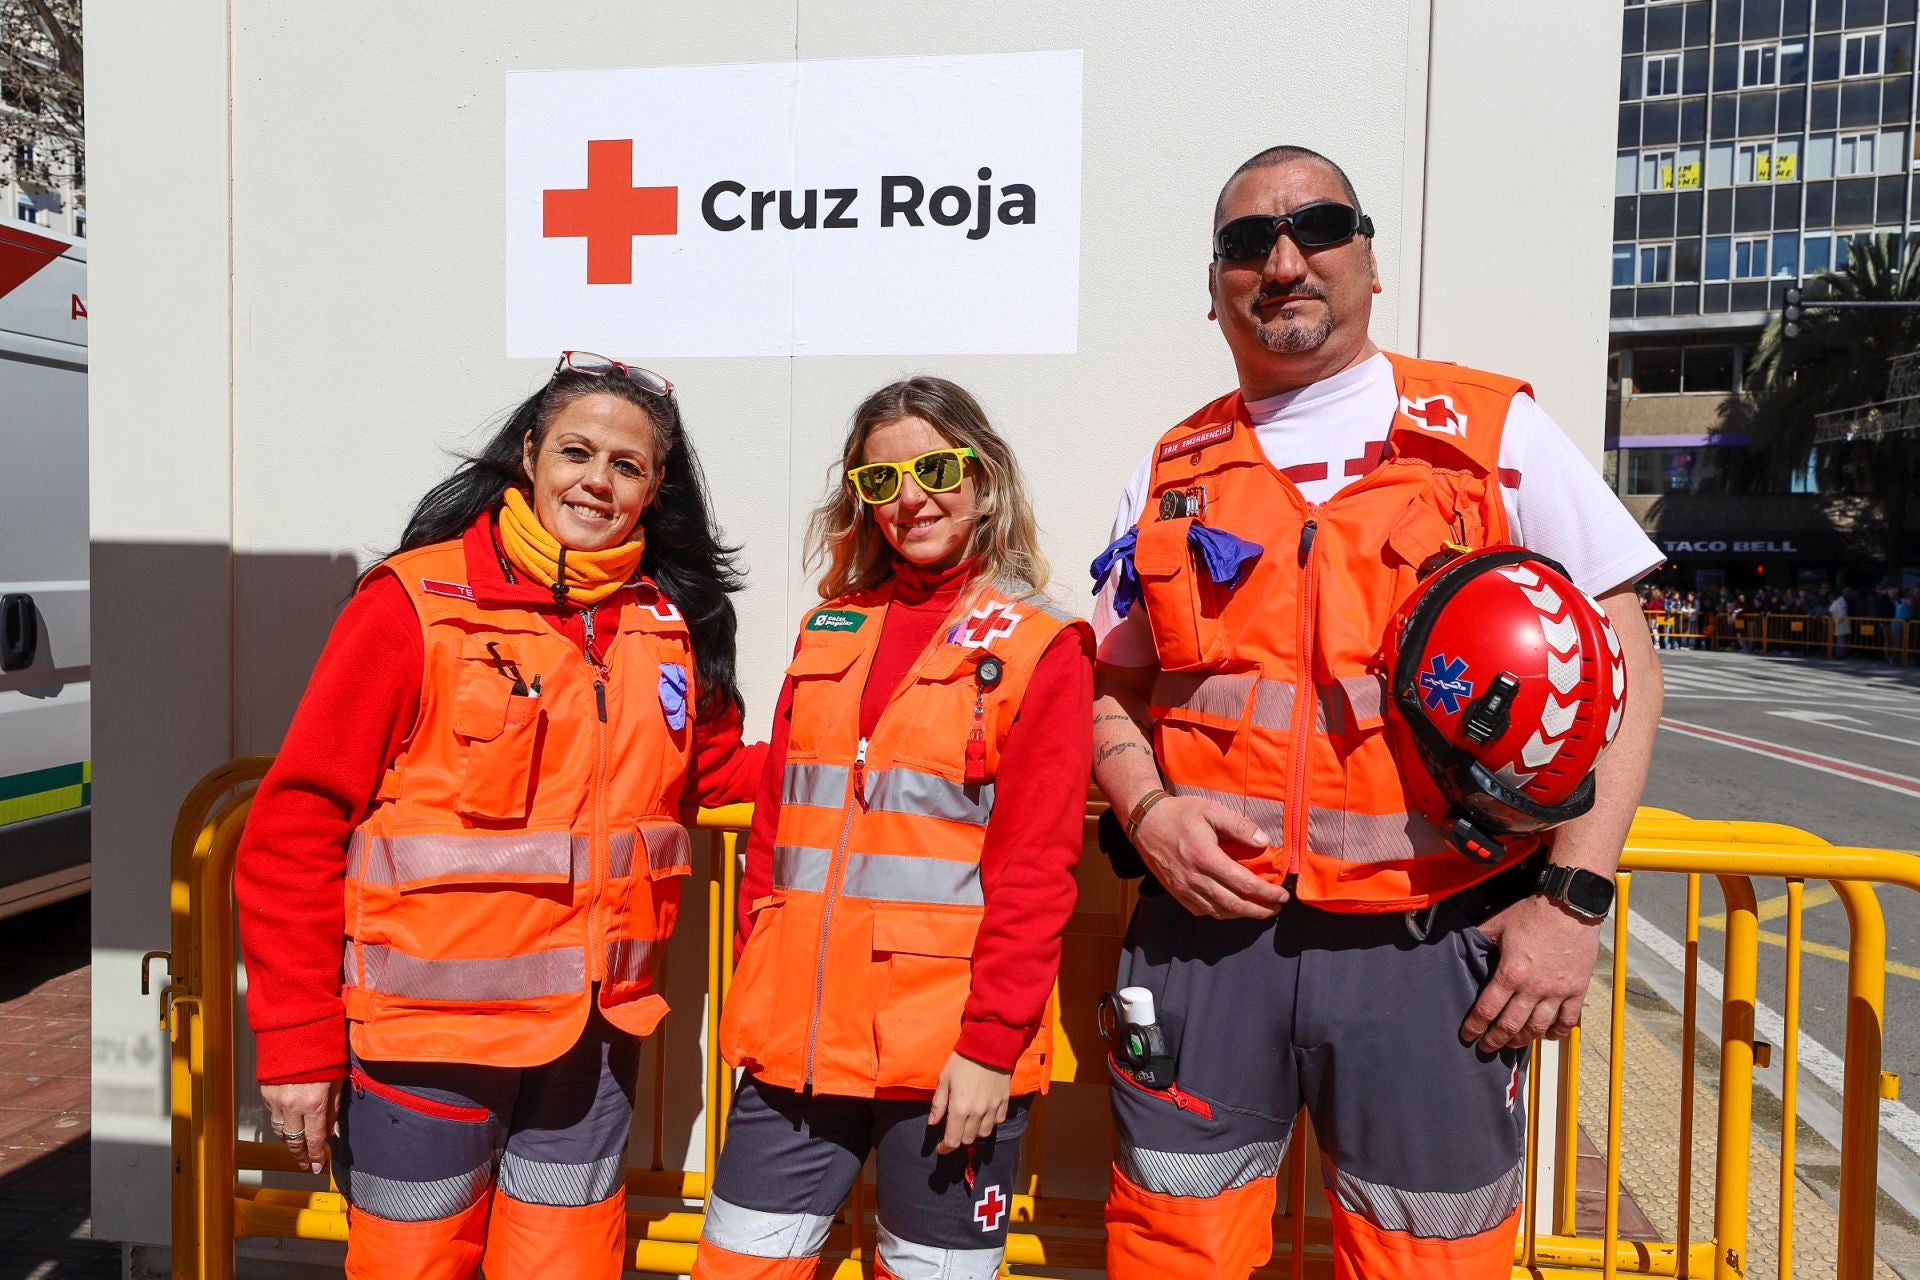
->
[583, 604, 612, 984]
[803, 735, 867, 1088]
[1286, 510, 1320, 875]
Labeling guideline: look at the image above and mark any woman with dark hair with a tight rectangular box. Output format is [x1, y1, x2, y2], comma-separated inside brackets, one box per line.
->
[694, 377, 1093, 1280]
[235, 353, 763, 1280]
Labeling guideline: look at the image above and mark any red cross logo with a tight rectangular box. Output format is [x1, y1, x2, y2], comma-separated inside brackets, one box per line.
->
[953, 602, 1024, 650]
[973, 1184, 1007, 1231]
[543, 139, 678, 285]
[0, 223, 67, 302]
[1399, 393, 1467, 438]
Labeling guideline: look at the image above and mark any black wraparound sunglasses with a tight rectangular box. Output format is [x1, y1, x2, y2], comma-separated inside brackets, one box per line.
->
[1213, 202, 1375, 261]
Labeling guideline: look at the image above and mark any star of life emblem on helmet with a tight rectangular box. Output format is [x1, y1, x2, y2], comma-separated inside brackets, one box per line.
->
[1418, 654, 1475, 715]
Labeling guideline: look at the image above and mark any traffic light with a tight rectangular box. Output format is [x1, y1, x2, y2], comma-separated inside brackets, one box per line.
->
[1783, 285, 1803, 340]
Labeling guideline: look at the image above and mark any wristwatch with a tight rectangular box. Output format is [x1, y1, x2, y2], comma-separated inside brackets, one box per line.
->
[1534, 864, 1615, 921]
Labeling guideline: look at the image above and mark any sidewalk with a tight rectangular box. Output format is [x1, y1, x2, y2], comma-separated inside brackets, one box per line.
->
[0, 895, 117, 1279]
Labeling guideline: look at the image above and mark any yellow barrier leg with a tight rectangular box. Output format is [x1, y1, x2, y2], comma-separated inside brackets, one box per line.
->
[1712, 875, 1759, 1280]
[1834, 880, 1888, 1279]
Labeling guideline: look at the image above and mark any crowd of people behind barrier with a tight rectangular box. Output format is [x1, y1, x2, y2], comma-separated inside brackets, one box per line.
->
[1638, 581, 1916, 663]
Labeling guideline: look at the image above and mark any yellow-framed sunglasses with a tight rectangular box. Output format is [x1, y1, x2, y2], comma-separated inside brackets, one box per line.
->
[847, 446, 977, 505]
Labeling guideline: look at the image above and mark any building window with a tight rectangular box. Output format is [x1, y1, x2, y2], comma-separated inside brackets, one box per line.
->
[1646, 52, 1684, 95]
[1640, 146, 1704, 189]
[1837, 130, 1876, 173]
[1842, 29, 1884, 76]
[1613, 243, 1637, 285]
[1772, 231, 1800, 276]
[1641, 242, 1676, 283]
[1632, 348, 1683, 394]
[1741, 41, 1808, 85]
[1674, 346, 1735, 392]
[1734, 236, 1771, 277]
[74, 212, 84, 238]
[1737, 141, 1776, 181]
[15, 199, 39, 227]
[1706, 236, 1732, 280]
[1627, 447, 1730, 494]
[1805, 232, 1832, 272]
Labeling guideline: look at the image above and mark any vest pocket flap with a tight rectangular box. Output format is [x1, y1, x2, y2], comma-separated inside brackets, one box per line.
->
[1131, 515, 1195, 577]
[914, 646, 979, 684]
[637, 821, 693, 879]
[1149, 670, 1255, 731]
[1327, 672, 1390, 733]
[872, 904, 979, 957]
[451, 663, 513, 742]
[786, 645, 862, 679]
[1384, 495, 1457, 569]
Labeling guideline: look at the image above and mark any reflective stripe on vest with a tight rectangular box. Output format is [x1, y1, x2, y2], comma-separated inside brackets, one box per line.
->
[771, 845, 984, 906]
[1152, 671, 1388, 735]
[604, 937, 662, 987]
[347, 830, 574, 886]
[1166, 781, 1449, 865]
[356, 943, 585, 1001]
[782, 762, 993, 826]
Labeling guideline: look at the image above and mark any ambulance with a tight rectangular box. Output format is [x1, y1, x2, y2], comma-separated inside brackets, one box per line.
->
[0, 213, 89, 919]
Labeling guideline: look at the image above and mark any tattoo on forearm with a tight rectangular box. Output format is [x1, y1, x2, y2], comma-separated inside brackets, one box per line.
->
[1095, 712, 1141, 726]
[1095, 740, 1149, 764]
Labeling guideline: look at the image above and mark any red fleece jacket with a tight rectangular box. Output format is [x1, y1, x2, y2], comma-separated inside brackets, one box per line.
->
[735, 560, 1094, 1074]
[234, 514, 765, 1085]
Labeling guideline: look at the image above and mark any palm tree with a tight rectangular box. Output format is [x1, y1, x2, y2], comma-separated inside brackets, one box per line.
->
[1718, 235, 1920, 581]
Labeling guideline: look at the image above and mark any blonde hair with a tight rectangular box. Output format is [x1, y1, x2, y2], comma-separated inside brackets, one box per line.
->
[806, 377, 1052, 603]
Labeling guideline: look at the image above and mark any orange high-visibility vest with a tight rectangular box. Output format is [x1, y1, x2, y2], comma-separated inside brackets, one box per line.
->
[1137, 352, 1528, 912]
[342, 538, 698, 1066]
[719, 580, 1092, 1098]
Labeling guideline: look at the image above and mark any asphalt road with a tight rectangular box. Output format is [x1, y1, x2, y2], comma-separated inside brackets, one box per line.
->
[1628, 646, 1920, 1222]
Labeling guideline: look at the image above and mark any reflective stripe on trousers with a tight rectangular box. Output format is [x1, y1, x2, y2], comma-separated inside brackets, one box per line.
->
[1116, 1137, 1288, 1199]
[1324, 1155, 1525, 1241]
[769, 845, 983, 905]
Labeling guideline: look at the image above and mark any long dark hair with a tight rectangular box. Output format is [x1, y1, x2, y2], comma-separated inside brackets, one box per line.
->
[393, 369, 745, 718]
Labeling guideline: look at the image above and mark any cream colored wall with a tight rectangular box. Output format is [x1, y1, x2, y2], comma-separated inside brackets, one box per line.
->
[87, 0, 1619, 1256]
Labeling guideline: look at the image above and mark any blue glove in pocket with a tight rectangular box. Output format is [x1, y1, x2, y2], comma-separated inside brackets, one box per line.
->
[659, 662, 689, 731]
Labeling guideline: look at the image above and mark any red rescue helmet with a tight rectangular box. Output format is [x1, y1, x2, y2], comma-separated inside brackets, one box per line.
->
[1386, 546, 1628, 865]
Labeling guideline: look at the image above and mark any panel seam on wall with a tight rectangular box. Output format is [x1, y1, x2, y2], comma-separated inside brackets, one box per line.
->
[225, 0, 239, 758]
[1409, 0, 1437, 359]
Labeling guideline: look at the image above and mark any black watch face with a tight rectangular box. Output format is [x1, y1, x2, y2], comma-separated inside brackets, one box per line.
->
[1566, 870, 1614, 918]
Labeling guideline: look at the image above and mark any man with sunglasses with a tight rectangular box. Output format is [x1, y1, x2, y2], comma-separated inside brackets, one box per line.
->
[1090, 147, 1663, 1279]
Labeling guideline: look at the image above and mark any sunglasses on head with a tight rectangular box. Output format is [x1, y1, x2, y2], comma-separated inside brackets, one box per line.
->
[1212, 201, 1375, 261]
[554, 350, 679, 422]
[847, 447, 977, 505]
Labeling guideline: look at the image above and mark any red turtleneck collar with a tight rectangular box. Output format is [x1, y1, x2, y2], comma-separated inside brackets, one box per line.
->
[890, 555, 980, 604]
[859, 557, 981, 737]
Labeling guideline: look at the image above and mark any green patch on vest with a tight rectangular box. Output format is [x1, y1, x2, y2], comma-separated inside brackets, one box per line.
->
[806, 608, 868, 633]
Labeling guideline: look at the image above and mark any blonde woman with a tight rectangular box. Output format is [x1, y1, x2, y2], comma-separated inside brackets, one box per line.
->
[693, 377, 1093, 1280]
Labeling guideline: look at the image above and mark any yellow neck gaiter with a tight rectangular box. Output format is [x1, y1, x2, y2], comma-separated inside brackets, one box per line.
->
[497, 487, 647, 607]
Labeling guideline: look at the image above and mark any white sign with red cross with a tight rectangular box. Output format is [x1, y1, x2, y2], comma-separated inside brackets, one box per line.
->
[973, 1184, 1007, 1231]
[505, 51, 1084, 358]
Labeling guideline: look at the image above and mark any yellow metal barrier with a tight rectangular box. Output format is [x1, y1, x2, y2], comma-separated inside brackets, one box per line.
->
[153, 760, 1919, 1278]
[1641, 609, 1915, 662]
